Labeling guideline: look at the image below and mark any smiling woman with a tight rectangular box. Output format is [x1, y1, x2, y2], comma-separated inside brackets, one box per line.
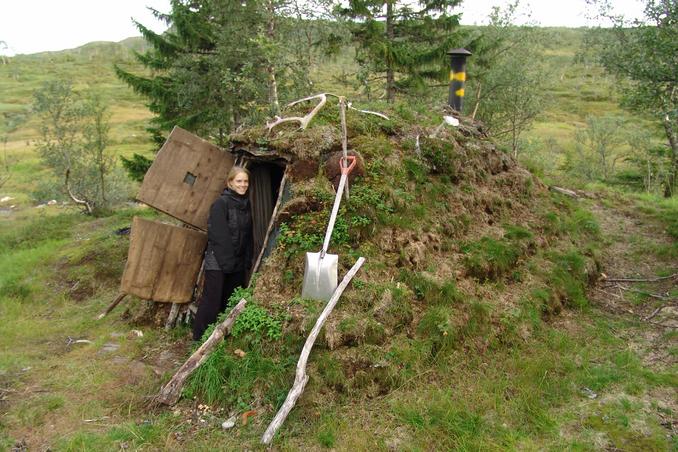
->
[0, 0, 170, 56]
[192, 166, 254, 341]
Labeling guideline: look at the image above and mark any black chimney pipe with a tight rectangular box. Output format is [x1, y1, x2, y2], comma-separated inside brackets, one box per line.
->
[447, 48, 472, 113]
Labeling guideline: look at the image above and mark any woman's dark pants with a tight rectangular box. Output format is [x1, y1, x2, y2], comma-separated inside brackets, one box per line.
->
[192, 270, 246, 341]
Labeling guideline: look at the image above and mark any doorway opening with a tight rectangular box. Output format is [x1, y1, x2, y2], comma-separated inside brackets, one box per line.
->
[245, 159, 287, 277]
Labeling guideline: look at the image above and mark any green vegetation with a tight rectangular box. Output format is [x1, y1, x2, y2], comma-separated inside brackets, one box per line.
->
[1, 2, 676, 449]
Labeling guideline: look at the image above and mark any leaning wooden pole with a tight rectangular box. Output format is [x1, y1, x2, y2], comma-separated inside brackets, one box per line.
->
[261, 257, 365, 445]
[155, 299, 248, 406]
[96, 293, 127, 320]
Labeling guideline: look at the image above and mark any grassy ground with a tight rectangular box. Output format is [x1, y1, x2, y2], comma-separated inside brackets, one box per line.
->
[0, 31, 676, 451]
[0, 195, 675, 450]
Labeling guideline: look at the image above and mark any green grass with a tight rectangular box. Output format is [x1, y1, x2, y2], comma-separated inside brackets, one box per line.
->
[1, 27, 676, 451]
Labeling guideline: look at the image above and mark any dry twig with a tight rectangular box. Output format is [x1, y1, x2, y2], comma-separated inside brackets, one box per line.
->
[604, 273, 677, 283]
[643, 303, 677, 321]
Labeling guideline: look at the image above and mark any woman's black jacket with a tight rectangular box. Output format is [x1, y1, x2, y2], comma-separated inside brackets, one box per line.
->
[206, 188, 253, 274]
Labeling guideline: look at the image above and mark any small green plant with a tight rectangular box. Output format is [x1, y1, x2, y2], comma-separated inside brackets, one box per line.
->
[417, 305, 457, 356]
[278, 222, 323, 258]
[403, 157, 428, 184]
[546, 250, 590, 309]
[462, 237, 521, 281]
[420, 137, 460, 179]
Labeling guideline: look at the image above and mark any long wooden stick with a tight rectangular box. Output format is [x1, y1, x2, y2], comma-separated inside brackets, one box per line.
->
[604, 273, 677, 283]
[155, 299, 248, 406]
[96, 293, 127, 320]
[261, 257, 366, 445]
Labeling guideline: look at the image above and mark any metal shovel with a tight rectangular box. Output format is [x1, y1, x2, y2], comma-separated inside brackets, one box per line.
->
[301, 155, 357, 300]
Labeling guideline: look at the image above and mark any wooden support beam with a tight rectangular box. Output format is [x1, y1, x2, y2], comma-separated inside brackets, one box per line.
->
[165, 303, 180, 331]
[261, 258, 365, 445]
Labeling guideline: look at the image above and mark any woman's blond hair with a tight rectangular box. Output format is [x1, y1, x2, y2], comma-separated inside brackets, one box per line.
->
[227, 166, 250, 184]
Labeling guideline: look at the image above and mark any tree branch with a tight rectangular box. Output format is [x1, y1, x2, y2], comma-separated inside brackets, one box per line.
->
[65, 168, 94, 215]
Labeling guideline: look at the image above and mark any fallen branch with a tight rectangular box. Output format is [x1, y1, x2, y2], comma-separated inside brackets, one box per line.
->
[96, 293, 127, 320]
[644, 303, 677, 321]
[613, 284, 675, 301]
[155, 299, 247, 406]
[603, 273, 677, 283]
[549, 186, 579, 198]
[594, 287, 624, 300]
[261, 257, 366, 445]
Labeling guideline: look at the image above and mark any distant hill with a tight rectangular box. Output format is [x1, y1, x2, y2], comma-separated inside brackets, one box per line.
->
[16, 36, 149, 60]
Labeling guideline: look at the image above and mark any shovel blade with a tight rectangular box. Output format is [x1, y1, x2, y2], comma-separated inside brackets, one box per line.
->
[301, 252, 338, 301]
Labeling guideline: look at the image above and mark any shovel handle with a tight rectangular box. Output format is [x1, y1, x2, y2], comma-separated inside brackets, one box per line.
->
[340, 155, 356, 176]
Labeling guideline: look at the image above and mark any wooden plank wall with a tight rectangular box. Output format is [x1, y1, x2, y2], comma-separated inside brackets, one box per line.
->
[120, 217, 207, 303]
[137, 126, 234, 231]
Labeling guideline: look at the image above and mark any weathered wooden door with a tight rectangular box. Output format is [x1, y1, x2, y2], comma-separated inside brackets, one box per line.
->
[120, 217, 207, 303]
[137, 126, 235, 231]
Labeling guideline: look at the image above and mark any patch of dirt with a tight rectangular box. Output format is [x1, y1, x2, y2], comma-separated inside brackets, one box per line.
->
[587, 200, 677, 334]
[587, 198, 677, 386]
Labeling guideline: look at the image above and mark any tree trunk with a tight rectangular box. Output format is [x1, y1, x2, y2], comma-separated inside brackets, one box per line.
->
[267, 0, 281, 116]
[663, 116, 677, 197]
[385, 0, 395, 103]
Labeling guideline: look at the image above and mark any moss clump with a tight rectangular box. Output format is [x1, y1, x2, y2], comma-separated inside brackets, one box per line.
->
[546, 250, 591, 309]
[462, 237, 521, 281]
[420, 137, 461, 180]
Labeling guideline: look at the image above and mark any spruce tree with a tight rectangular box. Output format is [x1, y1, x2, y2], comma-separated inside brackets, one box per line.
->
[339, 0, 462, 102]
[115, 0, 334, 179]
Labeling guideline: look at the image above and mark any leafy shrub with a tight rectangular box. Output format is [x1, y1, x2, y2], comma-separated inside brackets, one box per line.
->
[224, 287, 283, 342]
[278, 222, 323, 258]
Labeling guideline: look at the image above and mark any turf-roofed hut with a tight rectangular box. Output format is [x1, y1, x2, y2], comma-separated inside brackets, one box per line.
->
[179, 97, 601, 405]
[122, 96, 601, 419]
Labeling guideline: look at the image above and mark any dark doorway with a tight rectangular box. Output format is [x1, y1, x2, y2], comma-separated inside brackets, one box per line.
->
[247, 161, 286, 274]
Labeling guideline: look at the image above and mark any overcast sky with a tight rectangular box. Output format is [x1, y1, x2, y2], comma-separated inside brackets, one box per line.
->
[1, 0, 646, 56]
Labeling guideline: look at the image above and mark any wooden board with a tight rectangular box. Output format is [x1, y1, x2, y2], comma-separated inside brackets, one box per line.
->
[137, 126, 234, 231]
[120, 217, 207, 303]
